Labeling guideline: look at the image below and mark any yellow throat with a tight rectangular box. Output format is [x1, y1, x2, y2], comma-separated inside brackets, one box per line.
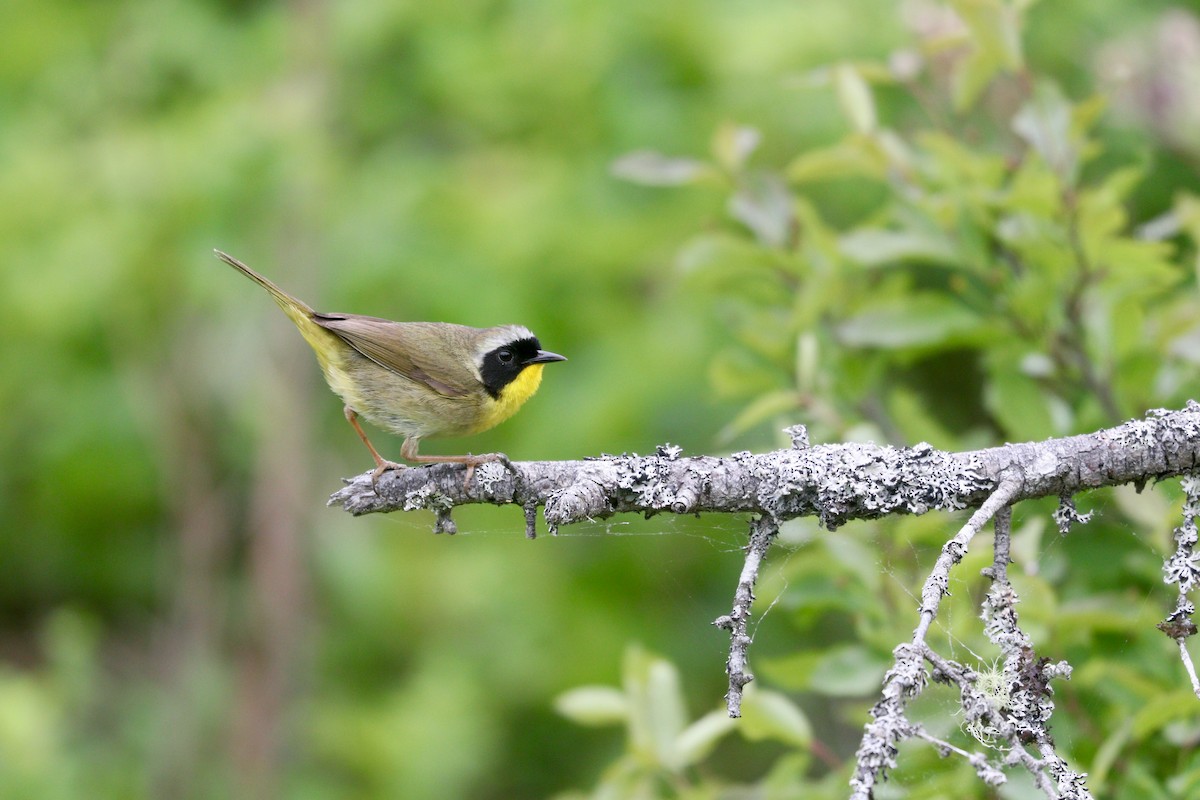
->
[477, 363, 545, 433]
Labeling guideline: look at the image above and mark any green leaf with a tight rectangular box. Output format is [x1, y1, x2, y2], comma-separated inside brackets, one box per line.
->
[727, 174, 795, 247]
[645, 659, 687, 750]
[712, 122, 762, 173]
[780, 573, 874, 619]
[622, 647, 687, 769]
[786, 136, 888, 183]
[1054, 597, 1144, 637]
[676, 233, 796, 302]
[1121, 762, 1173, 800]
[1168, 764, 1200, 800]
[1169, 323, 1200, 366]
[1173, 191, 1200, 242]
[951, 0, 1024, 70]
[887, 385, 958, 447]
[739, 687, 812, 747]
[1132, 689, 1200, 740]
[1090, 718, 1133, 795]
[947, 0, 1025, 110]
[588, 755, 654, 800]
[1012, 81, 1078, 184]
[554, 687, 629, 726]
[851, 59, 901, 83]
[672, 710, 738, 767]
[983, 368, 1057, 439]
[836, 295, 985, 350]
[795, 332, 819, 393]
[0, 673, 62, 769]
[761, 646, 889, 696]
[760, 651, 821, 691]
[951, 43, 1000, 112]
[759, 753, 812, 797]
[822, 535, 884, 594]
[1072, 92, 1108, 143]
[834, 64, 876, 134]
[1002, 157, 1062, 217]
[838, 228, 960, 267]
[807, 645, 888, 697]
[918, 131, 1009, 190]
[611, 151, 714, 186]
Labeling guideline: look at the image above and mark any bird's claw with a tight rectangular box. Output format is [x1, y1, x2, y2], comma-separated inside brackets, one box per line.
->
[370, 460, 406, 491]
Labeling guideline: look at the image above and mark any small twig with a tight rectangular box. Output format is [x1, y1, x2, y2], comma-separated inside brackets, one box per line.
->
[915, 476, 1022, 644]
[523, 502, 538, 540]
[1159, 471, 1200, 697]
[981, 505, 1090, 798]
[1177, 638, 1200, 699]
[849, 641, 924, 799]
[714, 514, 778, 717]
[911, 727, 1006, 787]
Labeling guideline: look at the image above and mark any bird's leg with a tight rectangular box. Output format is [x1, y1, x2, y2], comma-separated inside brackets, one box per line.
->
[343, 406, 404, 486]
[400, 438, 512, 487]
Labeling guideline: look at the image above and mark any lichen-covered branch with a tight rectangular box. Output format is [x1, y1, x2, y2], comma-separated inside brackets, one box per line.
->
[326, 404, 1200, 799]
[330, 405, 1200, 536]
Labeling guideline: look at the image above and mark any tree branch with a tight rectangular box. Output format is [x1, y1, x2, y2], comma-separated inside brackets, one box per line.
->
[327, 404, 1200, 798]
[330, 405, 1200, 533]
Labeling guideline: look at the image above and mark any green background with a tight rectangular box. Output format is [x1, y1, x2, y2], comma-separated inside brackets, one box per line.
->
[2, 0, 1199, 797]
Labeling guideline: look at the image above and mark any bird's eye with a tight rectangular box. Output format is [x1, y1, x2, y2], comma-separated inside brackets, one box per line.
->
[498, 349, 514, 364]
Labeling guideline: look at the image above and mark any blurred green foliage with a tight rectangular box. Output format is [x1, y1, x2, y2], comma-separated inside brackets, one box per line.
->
[2, 0, 1200, 797]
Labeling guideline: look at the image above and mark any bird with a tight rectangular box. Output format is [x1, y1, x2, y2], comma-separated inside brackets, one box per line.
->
[214, 250, 565, 486]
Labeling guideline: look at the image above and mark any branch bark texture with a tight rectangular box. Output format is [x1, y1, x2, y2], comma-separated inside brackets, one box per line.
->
[331, 405, 1200, 534]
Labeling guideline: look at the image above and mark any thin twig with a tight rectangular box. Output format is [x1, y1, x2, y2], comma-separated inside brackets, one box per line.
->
[714, 514, 778, 717]
[981, 505, 1090, 798]
[914, 477, 1022, 644]
[1159, 471, 1200, 697]
[1178, 638, 1200, 699]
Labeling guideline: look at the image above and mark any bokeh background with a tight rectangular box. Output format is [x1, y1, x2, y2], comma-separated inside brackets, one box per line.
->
[3, 0, 1200, 797]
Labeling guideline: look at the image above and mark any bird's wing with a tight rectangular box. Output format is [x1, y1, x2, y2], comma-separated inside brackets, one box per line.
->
[313, 315, 478, 399]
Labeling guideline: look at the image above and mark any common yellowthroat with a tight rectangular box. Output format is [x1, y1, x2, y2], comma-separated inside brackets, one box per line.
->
[214, 250, 565, 484]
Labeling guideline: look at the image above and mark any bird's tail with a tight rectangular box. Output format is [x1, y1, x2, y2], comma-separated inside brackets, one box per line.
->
[214, 249, 318, 328]
[213, 249, 354, 376]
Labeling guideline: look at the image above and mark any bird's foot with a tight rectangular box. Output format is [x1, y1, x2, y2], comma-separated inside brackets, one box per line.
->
[370, 459, 406, 491]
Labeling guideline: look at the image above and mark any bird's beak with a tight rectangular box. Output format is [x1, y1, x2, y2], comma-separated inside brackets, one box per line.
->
[527, 350, 567, 364]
